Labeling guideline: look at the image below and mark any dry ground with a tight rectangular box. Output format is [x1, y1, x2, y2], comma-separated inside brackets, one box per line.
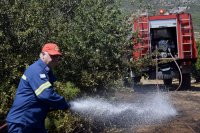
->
[135, 91, 200, 133]
[111, 79, 200, 133]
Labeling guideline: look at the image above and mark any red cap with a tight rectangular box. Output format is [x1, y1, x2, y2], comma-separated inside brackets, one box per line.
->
[42, 43, 62, 55]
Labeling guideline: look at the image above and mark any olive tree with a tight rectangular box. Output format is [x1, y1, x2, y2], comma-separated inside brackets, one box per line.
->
[58, 0, 129, 93]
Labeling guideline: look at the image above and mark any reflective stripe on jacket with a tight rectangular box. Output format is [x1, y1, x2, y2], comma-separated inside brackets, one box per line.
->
[6, 59, 70, 128]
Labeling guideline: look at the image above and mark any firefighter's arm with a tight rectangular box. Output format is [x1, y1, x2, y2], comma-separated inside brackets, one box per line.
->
[37, 86, 71, 110]
[29, 73, 70, 110]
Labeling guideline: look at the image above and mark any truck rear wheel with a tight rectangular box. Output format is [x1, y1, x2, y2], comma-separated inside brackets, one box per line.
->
[180, 73, 191, 90]
[163, 78, 172, 88]
[134, 76, 141, 83]
[132, 76, 141, 92]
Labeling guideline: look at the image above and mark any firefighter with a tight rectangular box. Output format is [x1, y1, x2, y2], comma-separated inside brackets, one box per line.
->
[6, 43, 71, 133]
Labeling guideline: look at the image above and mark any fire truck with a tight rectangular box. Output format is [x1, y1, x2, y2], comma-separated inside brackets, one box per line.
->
[131, 7, 198, 89]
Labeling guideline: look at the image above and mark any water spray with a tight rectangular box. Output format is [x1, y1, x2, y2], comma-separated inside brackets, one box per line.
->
[70, 92, 177, 127]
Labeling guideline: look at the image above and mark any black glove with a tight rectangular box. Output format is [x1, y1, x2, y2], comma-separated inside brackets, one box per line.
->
[66, 102, 73, 110]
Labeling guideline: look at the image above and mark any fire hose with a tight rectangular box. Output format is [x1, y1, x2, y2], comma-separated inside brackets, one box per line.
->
[155, 47, 183, 91]
[0, 123, 7, 131]
[155, 45, 160, 92]
[168, 48, 183, 91]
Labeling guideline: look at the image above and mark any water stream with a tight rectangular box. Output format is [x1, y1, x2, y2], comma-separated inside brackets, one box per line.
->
[70, 92, 177, 127]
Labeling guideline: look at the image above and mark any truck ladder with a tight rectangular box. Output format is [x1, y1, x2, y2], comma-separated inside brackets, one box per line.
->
[180, 14, 193, 58]
[137, 12, 150, 57]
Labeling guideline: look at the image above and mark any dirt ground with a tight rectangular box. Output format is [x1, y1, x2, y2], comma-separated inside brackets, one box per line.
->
[112, 79, 200, 133]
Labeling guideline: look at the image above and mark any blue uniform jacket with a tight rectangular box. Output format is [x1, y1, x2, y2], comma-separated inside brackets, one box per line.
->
[6, 59, 70, 128]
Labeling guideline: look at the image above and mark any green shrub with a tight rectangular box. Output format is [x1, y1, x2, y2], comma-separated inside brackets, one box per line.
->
[0, 0, 128, 132]
[193, 40, 200, 82]
[45, 81, 81, 132]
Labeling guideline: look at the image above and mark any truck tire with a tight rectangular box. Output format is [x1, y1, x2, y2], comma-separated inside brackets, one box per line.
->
[157, 70, 175, 80]
[134, 76, 141, 83]
[180, 73, 191, 90]
[163, 78, 172, 87]
[132, 76, 141, 92]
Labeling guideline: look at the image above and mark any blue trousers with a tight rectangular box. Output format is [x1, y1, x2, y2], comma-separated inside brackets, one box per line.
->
[7, 122, 47, 133]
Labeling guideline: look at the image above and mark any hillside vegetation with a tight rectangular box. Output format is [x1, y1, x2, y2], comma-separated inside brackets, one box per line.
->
[121, 0, 200, 32]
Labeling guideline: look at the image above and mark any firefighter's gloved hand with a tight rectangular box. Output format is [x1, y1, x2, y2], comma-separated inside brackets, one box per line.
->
[66, 102, 71, 110]
[66, 102, 74, 110]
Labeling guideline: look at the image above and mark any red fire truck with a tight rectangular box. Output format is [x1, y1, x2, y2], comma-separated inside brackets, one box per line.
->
[131, 8, 198, 89]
